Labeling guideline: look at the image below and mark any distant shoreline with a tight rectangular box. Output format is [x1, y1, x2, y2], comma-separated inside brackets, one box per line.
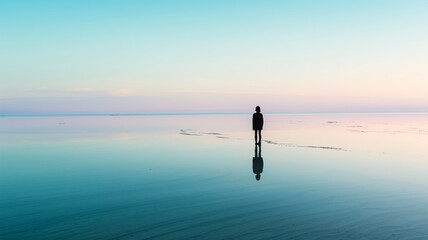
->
[2, 112, 428, 118]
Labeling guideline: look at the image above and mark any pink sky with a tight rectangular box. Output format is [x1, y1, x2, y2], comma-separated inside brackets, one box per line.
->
[2, 93, 428, 115]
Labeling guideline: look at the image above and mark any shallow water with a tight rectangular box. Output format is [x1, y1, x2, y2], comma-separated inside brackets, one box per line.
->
[1, 114, 428, 239]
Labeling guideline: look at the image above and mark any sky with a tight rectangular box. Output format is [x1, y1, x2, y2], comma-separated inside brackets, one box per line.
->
[1, 0, 428, 114]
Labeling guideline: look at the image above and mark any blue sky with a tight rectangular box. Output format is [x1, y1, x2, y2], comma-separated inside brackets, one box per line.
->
[1, 0, 428, 114]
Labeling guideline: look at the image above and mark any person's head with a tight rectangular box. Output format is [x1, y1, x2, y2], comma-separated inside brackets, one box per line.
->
[255, 106, 261, 113]
[256, 174, 261, 181]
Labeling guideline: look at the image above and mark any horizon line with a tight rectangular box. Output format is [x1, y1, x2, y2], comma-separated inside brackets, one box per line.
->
[2, 111, 428, 118]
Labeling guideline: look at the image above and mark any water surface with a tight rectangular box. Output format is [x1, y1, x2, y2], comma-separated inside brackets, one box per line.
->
[1, 114, 428, 239]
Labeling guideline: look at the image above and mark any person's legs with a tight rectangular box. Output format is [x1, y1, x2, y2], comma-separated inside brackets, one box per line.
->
[255, 145, 258, 156]
[258, 130, 262, 144]
[254, 130, 258, 144]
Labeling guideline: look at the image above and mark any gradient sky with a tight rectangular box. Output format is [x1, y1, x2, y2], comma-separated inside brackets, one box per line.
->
[1, 0, 428, 114]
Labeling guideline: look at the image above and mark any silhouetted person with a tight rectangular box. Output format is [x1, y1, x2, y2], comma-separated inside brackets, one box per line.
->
[252, 106, 264, 145]
[253, 144, 263, 181]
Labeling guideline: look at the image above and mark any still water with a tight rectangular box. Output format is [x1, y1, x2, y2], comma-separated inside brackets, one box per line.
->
[1, 114, 428, 239]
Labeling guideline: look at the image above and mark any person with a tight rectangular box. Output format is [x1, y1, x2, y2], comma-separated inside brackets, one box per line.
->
[252, 106, 264, 145]
[253, 144, 264, 181]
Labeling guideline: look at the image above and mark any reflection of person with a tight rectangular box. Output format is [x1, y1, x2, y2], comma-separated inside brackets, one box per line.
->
[253, 144, 264, 181]
[252, 106, 264, 145]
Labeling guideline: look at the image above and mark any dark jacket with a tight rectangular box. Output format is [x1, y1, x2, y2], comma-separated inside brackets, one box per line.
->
[252, 113, 264, 130]
[253, 157, 264, 174]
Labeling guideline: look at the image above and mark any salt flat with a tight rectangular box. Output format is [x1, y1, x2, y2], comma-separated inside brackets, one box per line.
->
[1, 113, 428, 239]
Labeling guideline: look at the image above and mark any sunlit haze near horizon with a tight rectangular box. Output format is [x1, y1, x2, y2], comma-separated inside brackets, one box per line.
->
[1, 0, 428, 114]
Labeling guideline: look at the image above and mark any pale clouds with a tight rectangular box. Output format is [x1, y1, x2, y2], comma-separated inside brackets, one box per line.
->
[0, 87, 139, 98]
[68, 88, 95, 92]
[110, 89, 136, 96]
[67, 88, 137, 96]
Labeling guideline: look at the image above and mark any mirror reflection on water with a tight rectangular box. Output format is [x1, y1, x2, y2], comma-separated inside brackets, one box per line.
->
[1, 113, 428, 239]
